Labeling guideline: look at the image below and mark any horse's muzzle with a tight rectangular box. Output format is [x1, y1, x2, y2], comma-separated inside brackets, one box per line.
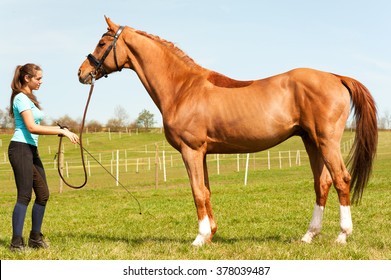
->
[78, 69, 92, 84]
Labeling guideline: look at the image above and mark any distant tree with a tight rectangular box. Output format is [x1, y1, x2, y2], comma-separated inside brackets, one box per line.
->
[114, 105, 129, 127]
[105, 106, 130, 132]
[0, 107, 14, 128]
[0, 108, 5, 128]
[383, 110, 391, 130]
[106, 118, 123, 132]
[136, 109, 156, 130]
[86, 120, 103, 132]
[128, 120, 138, 129]
[52, 115, 80, 131]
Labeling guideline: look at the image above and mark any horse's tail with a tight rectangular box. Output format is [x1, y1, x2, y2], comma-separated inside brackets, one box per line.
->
[336, 74, 378, 204]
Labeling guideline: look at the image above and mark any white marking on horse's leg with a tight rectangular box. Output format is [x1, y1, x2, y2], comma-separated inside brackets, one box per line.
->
[335, 205, 353, 244]
[192, 215, 211, 247]
[301, 204, 324, 243]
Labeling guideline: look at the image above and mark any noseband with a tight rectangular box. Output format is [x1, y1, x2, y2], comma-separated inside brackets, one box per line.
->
[87, 25, 125, 77]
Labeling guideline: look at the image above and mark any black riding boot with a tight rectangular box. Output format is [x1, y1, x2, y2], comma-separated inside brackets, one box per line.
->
[28, 231, 49, 249]
[10, 235, 25, 251]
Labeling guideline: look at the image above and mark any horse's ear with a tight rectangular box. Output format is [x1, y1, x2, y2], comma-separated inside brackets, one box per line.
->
[104, 15, 119, 31]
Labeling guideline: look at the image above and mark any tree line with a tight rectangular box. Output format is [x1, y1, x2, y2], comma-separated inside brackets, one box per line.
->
[0, 106, 157, 132]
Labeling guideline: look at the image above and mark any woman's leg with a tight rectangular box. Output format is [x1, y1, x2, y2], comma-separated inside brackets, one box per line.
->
[29, 147, 50, 248]
[8, 142, 34, 250]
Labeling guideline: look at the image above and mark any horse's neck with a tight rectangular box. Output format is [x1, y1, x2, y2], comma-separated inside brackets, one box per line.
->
[124, 32, 202, 116]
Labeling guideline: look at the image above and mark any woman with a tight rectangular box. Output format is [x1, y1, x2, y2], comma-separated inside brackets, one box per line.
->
[8, 63, 79, 251]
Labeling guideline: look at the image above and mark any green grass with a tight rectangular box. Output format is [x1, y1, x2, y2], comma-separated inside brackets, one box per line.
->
[0, 131, 390, 260]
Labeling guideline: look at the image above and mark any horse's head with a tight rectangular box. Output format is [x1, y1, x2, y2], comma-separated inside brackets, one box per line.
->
[78, 16, 128, 84]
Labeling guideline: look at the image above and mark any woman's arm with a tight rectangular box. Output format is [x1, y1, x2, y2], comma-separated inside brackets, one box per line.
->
[21, 109, 79, 144]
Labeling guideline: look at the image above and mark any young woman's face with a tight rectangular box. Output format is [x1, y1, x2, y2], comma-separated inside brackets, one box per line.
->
[25, 70, 43, 91]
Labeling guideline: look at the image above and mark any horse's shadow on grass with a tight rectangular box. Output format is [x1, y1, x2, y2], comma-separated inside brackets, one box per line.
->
[213, 234, 295, 244]
[0, 229, 296, 250]
[56, 232, 294, 246]
[57, 232, 189, 245]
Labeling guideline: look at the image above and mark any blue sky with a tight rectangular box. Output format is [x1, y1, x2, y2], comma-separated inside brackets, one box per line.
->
[1, 0, 390, 126]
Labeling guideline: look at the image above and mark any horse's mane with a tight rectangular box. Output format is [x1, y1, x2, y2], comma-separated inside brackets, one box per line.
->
[135, 30, 202, 70]
[135, 29, 253, 88]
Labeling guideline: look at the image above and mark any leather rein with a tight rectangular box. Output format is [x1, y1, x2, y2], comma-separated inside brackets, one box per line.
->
[57, 26, 125, 189]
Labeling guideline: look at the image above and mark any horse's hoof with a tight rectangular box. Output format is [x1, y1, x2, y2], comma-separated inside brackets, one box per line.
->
[192, 238, 205, 247]
[301, 234, 313, 244]
[301, 231, 318, 244]
[335, 233, 347, 244]
[192, 234, 210, 247]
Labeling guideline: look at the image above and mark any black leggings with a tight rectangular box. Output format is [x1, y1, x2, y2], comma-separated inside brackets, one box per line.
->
[8, 141, 49, 206]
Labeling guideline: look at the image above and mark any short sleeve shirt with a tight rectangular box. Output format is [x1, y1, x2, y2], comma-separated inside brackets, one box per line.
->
[11, 93, 44, 146]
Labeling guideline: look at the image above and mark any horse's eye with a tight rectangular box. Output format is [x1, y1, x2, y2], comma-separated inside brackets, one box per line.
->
[98, 41, 105, 47]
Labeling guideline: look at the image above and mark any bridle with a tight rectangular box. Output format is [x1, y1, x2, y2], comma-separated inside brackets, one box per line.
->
[87, 25, 125, 77]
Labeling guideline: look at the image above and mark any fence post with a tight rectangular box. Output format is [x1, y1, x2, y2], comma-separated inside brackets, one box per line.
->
[155, 143, 159, 189]
[279, 151, 282, 169]
[59, 144, 64, 193]
[244, 153, 250, 185]
[268, 151, 271, 170]
[296, 150, 301, 166]
[163, 150, 167, 182]
[66, 162, 69, 178]
[116, 150, 119, 186]
[217, 154, 220, 175]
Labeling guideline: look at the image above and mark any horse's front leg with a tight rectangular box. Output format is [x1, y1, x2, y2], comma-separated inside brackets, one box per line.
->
[203, 156, 217, 239]
[181, 146, 216, 246]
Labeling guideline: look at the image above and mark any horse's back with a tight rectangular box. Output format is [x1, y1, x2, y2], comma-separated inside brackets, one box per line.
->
[261, 68, 345, 89]
[261, 68, 352, 113]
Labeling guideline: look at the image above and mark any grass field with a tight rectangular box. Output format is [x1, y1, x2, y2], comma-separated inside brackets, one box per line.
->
[0, 130, 390, 260]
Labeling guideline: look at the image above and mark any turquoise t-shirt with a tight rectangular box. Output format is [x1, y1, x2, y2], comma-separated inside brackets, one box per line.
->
[11, 93, 44, 146]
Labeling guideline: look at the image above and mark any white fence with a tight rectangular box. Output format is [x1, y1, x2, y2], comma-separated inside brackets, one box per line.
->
[0, 137, 355, 190]
[52, 138, 355, 189]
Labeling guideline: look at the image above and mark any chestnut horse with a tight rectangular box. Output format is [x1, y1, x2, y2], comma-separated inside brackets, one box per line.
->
[78, 17, 377, 246]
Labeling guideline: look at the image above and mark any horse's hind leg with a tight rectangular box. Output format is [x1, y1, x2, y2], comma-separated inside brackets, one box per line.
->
[318, 137, 353, 244]
[301, 137, 333, 243]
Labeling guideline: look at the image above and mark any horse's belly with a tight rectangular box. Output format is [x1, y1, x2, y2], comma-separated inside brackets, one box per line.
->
[206, 127, 295, 154]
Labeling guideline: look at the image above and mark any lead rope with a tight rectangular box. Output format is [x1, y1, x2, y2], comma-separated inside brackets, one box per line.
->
[56, 75, 143, 215]
[57, 75, 95, 189]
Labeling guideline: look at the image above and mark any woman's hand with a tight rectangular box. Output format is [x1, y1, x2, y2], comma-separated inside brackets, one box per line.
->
[62, 129, 79, 144]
